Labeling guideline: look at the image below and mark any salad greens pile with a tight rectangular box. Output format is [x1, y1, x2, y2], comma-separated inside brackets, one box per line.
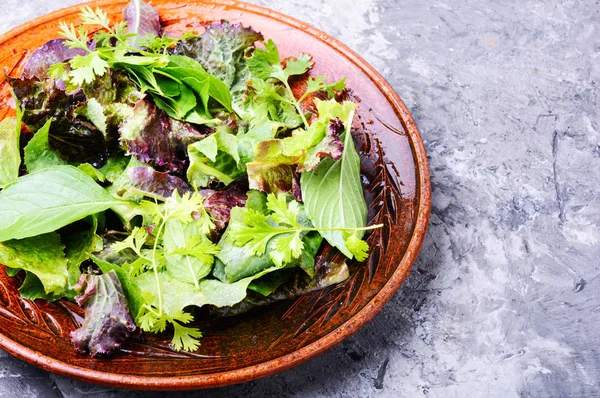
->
[0, 0, 381, 355]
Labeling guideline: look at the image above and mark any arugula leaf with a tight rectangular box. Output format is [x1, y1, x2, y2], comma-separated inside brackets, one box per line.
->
[300, 103, 370, 259]
[0, 233, 68, 295]
[0, 117, 21, 188]
[0, 166, 122, 241]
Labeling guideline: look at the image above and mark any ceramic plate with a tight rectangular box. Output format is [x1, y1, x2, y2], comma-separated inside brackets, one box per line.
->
[0, 0, 430, 390]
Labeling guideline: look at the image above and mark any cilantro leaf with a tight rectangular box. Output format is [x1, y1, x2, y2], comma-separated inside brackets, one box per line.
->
[345, 233, 369, 262]
[300, 76, 346, 102]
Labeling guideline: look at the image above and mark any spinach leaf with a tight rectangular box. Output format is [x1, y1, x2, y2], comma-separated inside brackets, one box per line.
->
[0, 117, 21, 188]
[0, 232, 68, 295]
[0, 166, 122, 241]
[300, 103, 368, 259]
[158, 55, 233, 112]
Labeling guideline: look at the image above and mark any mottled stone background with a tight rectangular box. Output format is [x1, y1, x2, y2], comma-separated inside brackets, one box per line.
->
[0, 0, 598, 397]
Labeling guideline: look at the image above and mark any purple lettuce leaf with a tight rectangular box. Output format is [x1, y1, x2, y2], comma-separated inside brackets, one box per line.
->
[22, 39, 88, 80]
[123, 0, 161, 48]
[245, 139, 303, 198]
[127, 166, 191, 199]
[199, 187, 247, 230]
[298, 117, 344, 172]
[8, 76, 110, 167]
[120, 100, 209, 174]
[70, 271, 137, 357]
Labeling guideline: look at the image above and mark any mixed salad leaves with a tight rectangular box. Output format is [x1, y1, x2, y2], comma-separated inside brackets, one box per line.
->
[0, 0, 382, 355]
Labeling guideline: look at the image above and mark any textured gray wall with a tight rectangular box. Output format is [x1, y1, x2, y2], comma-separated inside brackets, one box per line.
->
[0, 0, 598, 397]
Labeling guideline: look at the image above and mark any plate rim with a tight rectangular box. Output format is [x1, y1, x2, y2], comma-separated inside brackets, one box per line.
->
[0, 0, 431, 390]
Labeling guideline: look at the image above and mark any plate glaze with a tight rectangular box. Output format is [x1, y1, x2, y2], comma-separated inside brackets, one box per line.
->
[0, 0, 430, 390]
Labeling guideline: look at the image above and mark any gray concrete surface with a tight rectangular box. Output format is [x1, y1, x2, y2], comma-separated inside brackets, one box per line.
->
[1, 0, 599, 397]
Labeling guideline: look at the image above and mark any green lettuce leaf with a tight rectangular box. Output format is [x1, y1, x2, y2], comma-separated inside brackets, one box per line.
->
[0, 117, 21, 188]
[0, 233, 68, 295]
[62, 216, 103, 294]
[187, 128, 244, 187]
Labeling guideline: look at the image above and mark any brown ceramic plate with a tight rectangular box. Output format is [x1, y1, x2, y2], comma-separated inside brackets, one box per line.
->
[0, 0, 430, 390]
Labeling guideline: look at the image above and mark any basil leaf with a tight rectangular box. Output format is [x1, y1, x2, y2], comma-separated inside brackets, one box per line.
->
[300, 105, 367, 258]
[160, 55, 233, 112]
[23, 119, 68, 173]
[0, 166, 122, 241]
[0, 117, 21, 188]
